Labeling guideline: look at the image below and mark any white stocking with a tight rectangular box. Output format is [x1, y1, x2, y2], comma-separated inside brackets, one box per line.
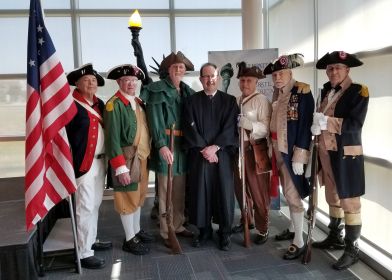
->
[133, 207, 141, 234]
[120, 213, 135, 241]
[291, 211, 304, 248]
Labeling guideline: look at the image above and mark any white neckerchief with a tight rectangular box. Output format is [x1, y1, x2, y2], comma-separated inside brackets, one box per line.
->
[120, 90, 136, 111]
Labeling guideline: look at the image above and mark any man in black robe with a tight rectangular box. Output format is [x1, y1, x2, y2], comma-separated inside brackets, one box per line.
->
[183, 62, 239, 251]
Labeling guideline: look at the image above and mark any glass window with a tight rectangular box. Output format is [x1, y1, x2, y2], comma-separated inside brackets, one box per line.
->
[78, 0, 168, 9]
[268, 0, 314, 63]
[174, 0, 240, 9]
[0, 79, 26, 136]
[44, 17, 74, 72]
[0, 18, 28, 74]
[318, 0, 392, 55]
[0, 0, 70, 9]
[0, 17, 73, 74]
[80, 17, 171, 73]
[0, 141, 25, 178]
[175, 16, 242, 70]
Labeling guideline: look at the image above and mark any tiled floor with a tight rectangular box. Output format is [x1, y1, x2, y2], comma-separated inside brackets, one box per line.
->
[40, 196, 384, 280]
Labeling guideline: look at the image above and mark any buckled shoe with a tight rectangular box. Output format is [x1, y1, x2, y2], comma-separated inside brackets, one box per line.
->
[283, 244, 305, 260]
[254, 231, 269, 245]
[136, 229, 155, 243]
[91, 240, 112, 251]
[122, 236, 150, 255]
[275, 228, 295, 241]
[80, 256, 105, 269]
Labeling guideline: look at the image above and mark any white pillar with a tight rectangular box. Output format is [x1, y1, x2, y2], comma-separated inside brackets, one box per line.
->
[242, 0, 264, 50]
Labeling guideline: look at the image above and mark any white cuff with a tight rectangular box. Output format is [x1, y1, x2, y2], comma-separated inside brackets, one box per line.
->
[251, 122, 268, 138]
[115, 165, 129, 176]
[319, 115, 328, 130]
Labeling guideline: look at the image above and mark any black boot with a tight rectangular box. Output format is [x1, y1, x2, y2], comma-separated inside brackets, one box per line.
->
[333, 225, 361, 270]
[313, 217, 345, 250]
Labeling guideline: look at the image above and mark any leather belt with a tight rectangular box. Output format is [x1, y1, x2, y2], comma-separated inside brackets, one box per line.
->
[95, 154, 105, 159]
[165, 129, 183, 137]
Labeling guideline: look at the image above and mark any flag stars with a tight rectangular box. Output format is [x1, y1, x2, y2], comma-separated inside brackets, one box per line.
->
[38, 37, 45, 46]
[37, 24, 43, 32]
[29, 59, 36, 67]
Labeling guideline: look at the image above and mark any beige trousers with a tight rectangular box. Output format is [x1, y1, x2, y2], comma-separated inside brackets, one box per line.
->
[157, 174, 186, 239]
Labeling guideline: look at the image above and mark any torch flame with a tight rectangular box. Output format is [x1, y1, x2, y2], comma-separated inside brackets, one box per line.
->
[129, 9, 142, 28]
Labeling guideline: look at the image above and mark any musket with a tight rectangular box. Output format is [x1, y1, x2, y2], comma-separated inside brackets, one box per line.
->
[166, 124, 182, 254]
[302, 94, 321, 264]
[302, 135, 318, 264]
[240, 103, 251, 248]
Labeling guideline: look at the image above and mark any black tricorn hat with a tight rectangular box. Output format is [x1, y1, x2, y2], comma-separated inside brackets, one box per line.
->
[67, 63, 105, 86]
[236, 61, 265, 79]
[316, 51, 363, 69]
[160, 51, 194, 72]
[106, 64, 145, 80]
[263, 53, 304, 75]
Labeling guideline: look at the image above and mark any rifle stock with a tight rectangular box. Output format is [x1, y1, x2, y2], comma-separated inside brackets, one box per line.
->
[302, 136, 319, 264]
[240, 104, 251, 248]
[166, 124, 182, 254]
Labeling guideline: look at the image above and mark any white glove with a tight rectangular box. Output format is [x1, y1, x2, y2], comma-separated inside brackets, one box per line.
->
[313, 112, 328, 130]
[292, 162, 304, 175]
[310, 124, 321, 136]
[253, 122, 268, 138]
[238, 116, 253, 130]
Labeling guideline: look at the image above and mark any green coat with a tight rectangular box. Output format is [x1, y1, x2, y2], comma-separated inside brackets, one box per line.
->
[140, 77, 195, 175]
[104, 92, 138, 191]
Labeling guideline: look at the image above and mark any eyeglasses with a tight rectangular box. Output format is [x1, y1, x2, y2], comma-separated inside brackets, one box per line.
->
[119, 78, 138, 83]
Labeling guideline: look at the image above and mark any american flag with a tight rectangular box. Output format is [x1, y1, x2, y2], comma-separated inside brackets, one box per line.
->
[25, 0, 77, 231]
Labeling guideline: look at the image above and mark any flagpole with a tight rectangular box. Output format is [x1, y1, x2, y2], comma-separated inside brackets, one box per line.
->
[36, 221, 45, 276]
[68, 195, 82, 274]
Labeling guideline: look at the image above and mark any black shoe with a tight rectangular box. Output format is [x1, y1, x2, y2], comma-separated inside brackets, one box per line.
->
[332, 244, 359, 270]
[283, 244, 305, 260]
[254, 231, 269, 245]
[192, 229, 212, 248]
[231, 223, 255, 233]
[80, 256, 105, 269]
[91, 240, 112, 251]
[219, 235, 231, 251]
[122, 236, 150, 255]
[136, 229, 155, 243]
[275, 229, 295, 241]
[312, 234, 345, 250]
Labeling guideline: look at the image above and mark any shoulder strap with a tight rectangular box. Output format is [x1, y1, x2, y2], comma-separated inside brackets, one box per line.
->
[74, 98, 103, 123]
[241, 92, 260, 106]
[133, 104, 142, 147]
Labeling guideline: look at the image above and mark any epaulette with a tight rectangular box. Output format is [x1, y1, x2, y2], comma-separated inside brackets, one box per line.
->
[105, 95, 118, 112]
[359, 84, 369, 97]
[295, 81, 311, 94]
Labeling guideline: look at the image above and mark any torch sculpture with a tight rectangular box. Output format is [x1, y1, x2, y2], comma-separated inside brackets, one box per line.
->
[128, 9, 152, 85]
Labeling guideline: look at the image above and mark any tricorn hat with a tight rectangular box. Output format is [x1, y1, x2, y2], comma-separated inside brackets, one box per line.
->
[160, 51, 194, 72]
[316, 51, 363, 69]
[263, 53, 304, 75]
[66, 63, 105, 86]
[106, 64, 145, 80]
[236, 61, 265, 79]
